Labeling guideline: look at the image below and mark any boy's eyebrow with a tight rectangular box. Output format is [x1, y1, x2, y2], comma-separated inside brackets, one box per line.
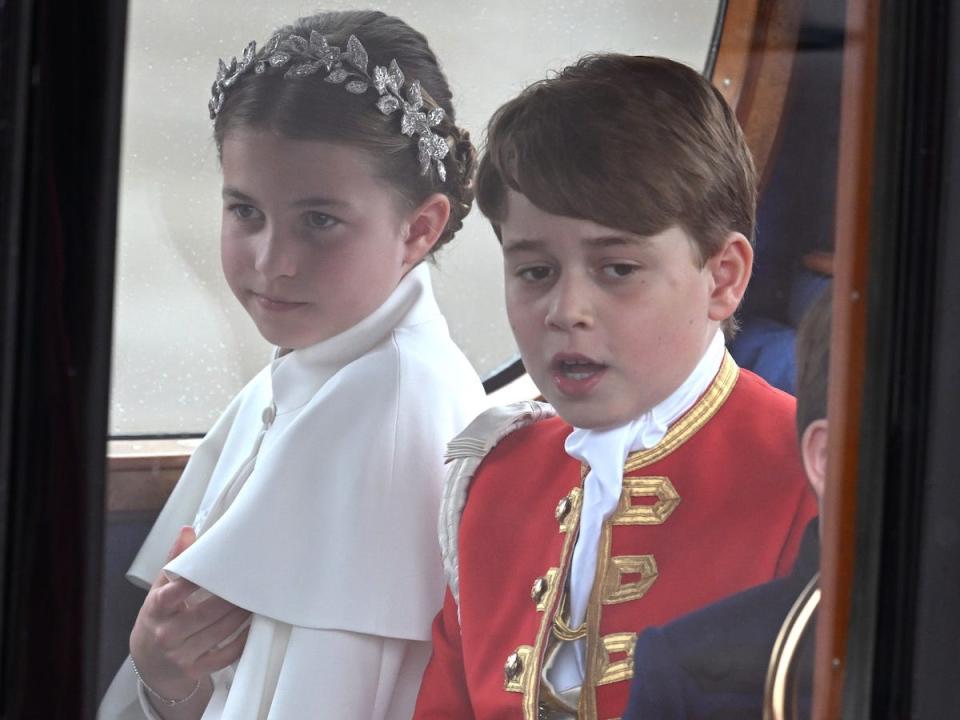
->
[221, 186, 349, 208]
[584, 235, 652, 249]
[502, 235, 651, 253]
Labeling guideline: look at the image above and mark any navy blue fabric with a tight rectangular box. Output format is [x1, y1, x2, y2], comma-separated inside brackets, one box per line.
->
[729, 317, 797, 395]
[623, 521, 818, 720]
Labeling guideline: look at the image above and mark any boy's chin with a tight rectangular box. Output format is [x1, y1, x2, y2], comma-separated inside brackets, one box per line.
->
[547, 396, 638, 431]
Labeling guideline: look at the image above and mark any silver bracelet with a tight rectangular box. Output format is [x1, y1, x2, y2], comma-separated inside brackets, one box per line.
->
[129, 656, 201, 707]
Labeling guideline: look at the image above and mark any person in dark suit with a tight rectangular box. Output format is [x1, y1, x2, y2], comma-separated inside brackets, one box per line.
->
[624, 287, 832, 720]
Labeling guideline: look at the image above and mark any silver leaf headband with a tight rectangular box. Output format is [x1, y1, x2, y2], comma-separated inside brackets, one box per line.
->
[209, 32, 450, 181]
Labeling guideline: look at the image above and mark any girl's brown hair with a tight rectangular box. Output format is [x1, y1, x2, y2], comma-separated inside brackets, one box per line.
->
[795, 285, 832, 441]
[213, 10, 475, 252]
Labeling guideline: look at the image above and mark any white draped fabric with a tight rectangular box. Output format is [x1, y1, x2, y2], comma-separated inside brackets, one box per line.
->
[99, 264, 487, 719]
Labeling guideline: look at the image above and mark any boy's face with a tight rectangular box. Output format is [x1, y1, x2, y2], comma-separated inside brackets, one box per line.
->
[501, 191, 726, 429]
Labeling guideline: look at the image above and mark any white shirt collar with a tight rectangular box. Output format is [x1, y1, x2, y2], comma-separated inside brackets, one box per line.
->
[553, 328, 727, 688]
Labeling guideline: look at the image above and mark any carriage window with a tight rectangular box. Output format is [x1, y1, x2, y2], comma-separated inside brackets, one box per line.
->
[100, 0, 724, 701]
[109, 0, 722, 436]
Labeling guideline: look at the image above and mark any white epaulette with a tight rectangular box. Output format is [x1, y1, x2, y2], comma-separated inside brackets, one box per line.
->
[439, 400, 557, 608]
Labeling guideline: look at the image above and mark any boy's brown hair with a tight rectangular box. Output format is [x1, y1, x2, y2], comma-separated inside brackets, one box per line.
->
[795, 285, 832, 440]
[476, 54, 757, 264]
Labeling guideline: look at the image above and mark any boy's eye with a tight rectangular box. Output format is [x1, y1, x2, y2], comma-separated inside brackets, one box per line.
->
[601, 263, 641, 278]
[304, 211, 338, 230]
[229, 204, 261, 221]
[517, 265, 554, 282]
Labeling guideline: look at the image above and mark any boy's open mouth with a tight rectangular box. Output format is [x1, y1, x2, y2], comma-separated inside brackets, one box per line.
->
[551, 354, 608, 394]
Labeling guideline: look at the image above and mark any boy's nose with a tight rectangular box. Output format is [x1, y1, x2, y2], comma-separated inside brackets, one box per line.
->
[254, 227, 297, 279]
[544, 275, 594, 330]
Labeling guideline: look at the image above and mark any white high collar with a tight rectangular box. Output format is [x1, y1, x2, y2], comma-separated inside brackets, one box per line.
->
[552, 329, 726, 689]
[268, 262, 439, 413]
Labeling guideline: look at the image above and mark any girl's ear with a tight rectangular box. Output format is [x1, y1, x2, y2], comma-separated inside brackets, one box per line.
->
[402, 193, 451, 268]
[705, 232, 753, 322]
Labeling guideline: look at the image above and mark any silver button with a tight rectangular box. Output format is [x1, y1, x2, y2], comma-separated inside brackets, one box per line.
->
[504, 652, 523, 681]
[261, 403, 276, 426]
[531, 576, 548, 603]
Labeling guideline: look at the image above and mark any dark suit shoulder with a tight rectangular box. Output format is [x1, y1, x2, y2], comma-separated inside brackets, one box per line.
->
[657, 577, 798, 690]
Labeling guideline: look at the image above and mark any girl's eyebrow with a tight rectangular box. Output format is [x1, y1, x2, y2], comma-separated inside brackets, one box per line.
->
[291, 196, 351, 209]
[222, 186, 256, 203]
[221, 186, 350, 208]
[502, 238, 544, 254]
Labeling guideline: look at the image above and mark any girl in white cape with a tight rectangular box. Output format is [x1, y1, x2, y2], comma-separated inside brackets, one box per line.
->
[99, 10, 486, 719]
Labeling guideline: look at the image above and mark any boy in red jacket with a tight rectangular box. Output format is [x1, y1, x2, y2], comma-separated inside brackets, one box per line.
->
[414, 55, 817, 719]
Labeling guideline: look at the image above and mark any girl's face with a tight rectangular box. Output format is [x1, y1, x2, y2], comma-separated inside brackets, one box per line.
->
[220, 131, 417, 349]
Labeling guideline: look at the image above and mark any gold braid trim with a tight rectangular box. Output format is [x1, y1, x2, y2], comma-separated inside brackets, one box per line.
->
[513, 484, 584, 719]
[623, 351, 739, 472]
[552, 592, 588, 641]
[579, 522, 615, 718]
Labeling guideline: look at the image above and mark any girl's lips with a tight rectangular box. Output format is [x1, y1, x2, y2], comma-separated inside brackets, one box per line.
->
[551, 355, 608, 397]
[253, 293, 306, 312]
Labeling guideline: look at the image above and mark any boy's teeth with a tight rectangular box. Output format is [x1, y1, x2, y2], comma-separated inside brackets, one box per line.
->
[561, 360, 599, 379]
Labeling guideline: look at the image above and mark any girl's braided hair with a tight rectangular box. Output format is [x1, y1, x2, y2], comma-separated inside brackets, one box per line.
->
[212, 10, 475, 252]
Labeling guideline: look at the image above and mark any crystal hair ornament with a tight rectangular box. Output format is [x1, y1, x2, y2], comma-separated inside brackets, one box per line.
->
[209, 32, 450, 181]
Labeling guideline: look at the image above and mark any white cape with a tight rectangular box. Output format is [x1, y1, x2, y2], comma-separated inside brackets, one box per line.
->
[99, 264, 487, 719]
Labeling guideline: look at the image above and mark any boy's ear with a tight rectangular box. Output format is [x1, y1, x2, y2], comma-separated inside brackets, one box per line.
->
[800, 418, 829, 504]
[402, 193, 451, 268]
[706, 232, 753, 322]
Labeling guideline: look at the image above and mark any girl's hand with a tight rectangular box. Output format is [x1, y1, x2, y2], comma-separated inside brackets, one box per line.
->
[129, 527, 251, 702]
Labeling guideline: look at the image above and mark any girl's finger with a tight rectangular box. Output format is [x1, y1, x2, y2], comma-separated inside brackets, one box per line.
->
[191, 625, 251, 676]
[167, 526, 197, 560]
[184, 593, 245, 630]
[178, 607, 251, 662]
[148, 577, 201, 616]
[152, 594, 243, 649]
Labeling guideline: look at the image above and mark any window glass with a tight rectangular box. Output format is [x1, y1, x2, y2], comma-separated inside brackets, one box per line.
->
[109, 0, 721, 435]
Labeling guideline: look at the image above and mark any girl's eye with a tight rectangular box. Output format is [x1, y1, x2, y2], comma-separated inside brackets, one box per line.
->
[304, 211, 339, 230]
[601, 263, 641, 278]
[229, 204, 261, 222]
[517, 265, 554, 282]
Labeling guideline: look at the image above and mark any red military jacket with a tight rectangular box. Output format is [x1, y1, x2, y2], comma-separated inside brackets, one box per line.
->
[414, 355, 818, 720]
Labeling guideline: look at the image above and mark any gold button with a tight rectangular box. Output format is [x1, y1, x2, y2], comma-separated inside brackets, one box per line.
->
[555, 495, 572, 523]
[504, 652, 523, 681]
[531, 576, 548, 603]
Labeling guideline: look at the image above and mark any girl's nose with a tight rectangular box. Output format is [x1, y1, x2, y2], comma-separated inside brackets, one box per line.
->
[544, 274, 594, 330]
[254, 227, 297, 279]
